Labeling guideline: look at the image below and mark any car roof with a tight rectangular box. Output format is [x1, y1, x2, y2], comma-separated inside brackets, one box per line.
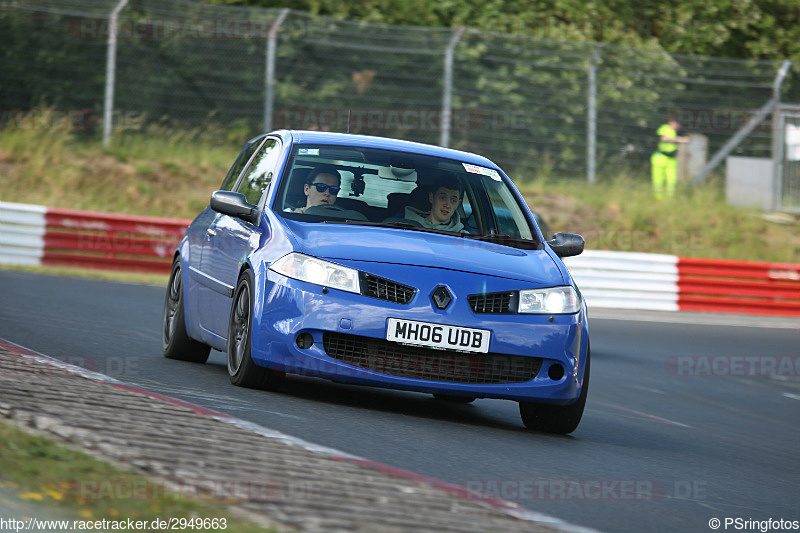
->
[271, 130, 500, 169]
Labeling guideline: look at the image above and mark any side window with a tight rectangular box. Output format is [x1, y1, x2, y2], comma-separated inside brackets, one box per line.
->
[236, 139, 281, 205]
[220, 139, 262, 190]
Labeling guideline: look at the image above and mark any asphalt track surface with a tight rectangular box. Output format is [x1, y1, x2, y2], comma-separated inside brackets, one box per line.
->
[1, 269, 798, 533]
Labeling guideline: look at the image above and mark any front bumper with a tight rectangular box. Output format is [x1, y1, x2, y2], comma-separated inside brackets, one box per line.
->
[250, 263, 589, 404]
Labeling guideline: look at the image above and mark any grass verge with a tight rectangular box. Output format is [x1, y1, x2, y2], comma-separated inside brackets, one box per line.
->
[0, 264, 169, 287]
[0, 421, 272, 532]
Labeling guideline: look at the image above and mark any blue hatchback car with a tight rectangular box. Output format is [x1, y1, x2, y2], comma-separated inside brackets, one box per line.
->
[162, 130, 590, 434]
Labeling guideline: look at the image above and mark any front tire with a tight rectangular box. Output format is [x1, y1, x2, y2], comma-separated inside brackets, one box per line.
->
[162, 258, 210, 363]
[519, 346, 590, 435]
[227, 269, 284, 390]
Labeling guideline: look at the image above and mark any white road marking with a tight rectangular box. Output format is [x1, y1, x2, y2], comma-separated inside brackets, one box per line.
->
[595, 401, 691, 428]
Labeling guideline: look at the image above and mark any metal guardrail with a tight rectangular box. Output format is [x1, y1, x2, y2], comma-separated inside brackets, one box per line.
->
[563, 250, 679, 311]
[1, 201, 799, 315]
[0, 201, 47, 266]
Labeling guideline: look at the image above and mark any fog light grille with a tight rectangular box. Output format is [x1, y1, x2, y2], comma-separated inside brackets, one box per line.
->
[323, 332, 541, 384]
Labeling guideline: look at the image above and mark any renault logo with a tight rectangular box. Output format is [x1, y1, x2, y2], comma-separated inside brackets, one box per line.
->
[432, 286, 452, 310]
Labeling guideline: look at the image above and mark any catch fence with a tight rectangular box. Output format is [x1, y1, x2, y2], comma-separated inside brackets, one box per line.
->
[2, 0, 799, 183]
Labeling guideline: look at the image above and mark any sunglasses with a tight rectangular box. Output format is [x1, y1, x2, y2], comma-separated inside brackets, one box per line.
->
[310, 183, 341, 195]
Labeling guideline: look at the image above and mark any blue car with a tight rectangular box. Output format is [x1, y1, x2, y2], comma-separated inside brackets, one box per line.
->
[162, 130, 590, 434]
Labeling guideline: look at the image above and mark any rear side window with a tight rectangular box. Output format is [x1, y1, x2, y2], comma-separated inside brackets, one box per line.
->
[220, 138, 263, 190]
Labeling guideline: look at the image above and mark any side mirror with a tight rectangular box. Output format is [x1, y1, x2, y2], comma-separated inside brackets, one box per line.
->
[210, 190, 258, 224]
[548, 232, 584, 258]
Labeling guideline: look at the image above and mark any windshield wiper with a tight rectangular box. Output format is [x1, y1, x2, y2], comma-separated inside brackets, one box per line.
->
[468, 233, 543, 249]
[323, 219, 416, 229]
[323, 219, 468, 237]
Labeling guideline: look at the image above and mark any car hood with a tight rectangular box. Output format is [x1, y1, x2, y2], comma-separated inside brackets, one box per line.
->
[284, 221, 564, 285]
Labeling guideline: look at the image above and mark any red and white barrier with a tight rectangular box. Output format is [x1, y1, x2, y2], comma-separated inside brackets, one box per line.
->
[1, 202, 799, 316]
[0, 201, 189, 274]
[562, 250, 679, 312]
[0, 202, 46, 266]
[564, 251, 800, 317]
[677, 257, 800, 316]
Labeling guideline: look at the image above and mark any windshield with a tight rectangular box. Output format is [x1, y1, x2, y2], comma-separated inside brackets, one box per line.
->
[275, 144, 541, 247]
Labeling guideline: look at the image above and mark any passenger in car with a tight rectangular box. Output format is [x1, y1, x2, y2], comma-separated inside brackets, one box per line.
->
[401, 175, 467, 232]
[292, 166, 341, 214]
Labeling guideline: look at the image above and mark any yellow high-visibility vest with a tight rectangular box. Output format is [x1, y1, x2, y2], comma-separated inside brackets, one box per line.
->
[656, 124, 678, 157]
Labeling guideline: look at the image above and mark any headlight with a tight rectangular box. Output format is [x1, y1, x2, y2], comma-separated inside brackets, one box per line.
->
[518, 286, 581, 314]
[269, 253, 360, 294]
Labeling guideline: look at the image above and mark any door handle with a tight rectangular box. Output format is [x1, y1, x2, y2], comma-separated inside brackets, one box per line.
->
[206, 228, 217, 237]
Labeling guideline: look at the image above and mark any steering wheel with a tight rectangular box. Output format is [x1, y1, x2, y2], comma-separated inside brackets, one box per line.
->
[304, 204, 368, 221]
[305, 204, 347, 215]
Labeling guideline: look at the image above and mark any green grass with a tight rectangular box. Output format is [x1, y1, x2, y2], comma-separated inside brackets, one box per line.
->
[518, 175, 800, 262]
[0, 125, 235, 219]
[0, 421, 272, 532]
[1, 122, 798, 263]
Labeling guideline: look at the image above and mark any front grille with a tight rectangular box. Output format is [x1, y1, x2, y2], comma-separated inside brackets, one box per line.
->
[361, 273, 415, 304]
[323, 332, 541, 384]
[469, 292, 516, 314]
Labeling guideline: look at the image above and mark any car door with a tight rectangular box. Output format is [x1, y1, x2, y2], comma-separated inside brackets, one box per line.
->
[187, 137, 264, 334]
[198, 137, 282, 339]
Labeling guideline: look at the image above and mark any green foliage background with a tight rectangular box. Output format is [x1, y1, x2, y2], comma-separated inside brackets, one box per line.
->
[201, 0, 800, 63]
[2, 0, 798, 182]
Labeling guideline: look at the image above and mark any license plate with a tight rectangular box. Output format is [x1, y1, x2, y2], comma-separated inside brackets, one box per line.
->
[386, 318, 491, 353]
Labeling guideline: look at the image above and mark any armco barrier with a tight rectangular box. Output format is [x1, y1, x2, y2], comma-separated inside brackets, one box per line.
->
[1, 201, 799, 316]
[562, 250, 679, 312]
[0, 201, 46, 267]
[0, 201, 190, 274]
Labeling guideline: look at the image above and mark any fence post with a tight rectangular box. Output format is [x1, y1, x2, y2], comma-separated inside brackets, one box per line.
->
[770, 62, 794, 210]
[102, 0, 130, 147]
[586, 43, 603, 184]
[772, 105, 786, 211]
[264, 8, 290, 133]
[440, 26, 465, 148]
[693, 60, 792, 184]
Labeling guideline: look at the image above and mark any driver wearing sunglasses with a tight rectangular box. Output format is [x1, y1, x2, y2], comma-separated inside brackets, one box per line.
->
[294, 166, 341, 214]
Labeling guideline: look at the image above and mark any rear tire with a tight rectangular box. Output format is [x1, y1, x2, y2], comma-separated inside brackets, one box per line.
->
[162, 259, 211, 363]
[519, 346, 590, 435]
[227, 269, 284, 390]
